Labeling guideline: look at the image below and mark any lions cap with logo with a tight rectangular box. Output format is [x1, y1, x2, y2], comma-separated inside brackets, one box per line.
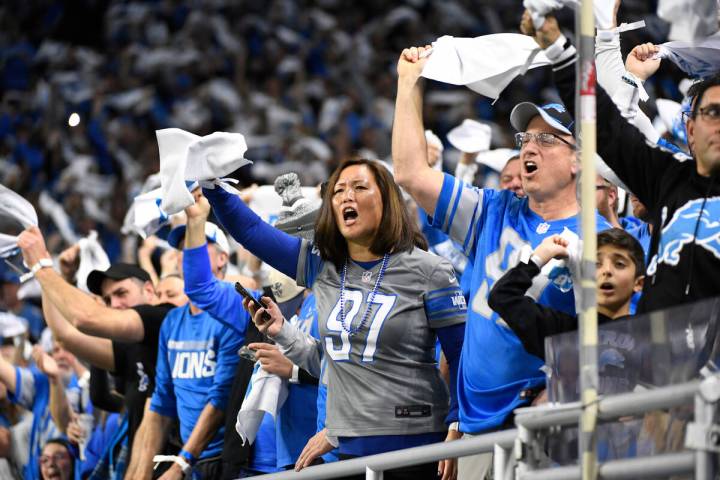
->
[510, 102, 575, 135]
[167, 222, 231, 255]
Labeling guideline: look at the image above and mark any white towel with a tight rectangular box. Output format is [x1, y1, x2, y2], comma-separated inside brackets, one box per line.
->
[235, 363, 288, 446]
[447, 119, 492, 154]
[525, 0, 616, 31]
[0, 184, 38, 258]
[157, 128, 252, 215]
[129, 187, 171, 239]
[76, 231, 111, 292]
[657, 32, 720, 79]
[658, 0, 718, 43]
[475, 148, 519, 173]
[38, 192, 78, 246]
[421, 34, 550, 100]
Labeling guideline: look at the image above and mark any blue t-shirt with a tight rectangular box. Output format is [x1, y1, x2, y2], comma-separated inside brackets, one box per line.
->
[431, 173, 612, 433]
[10, 367, 61, 480]
[419, 210, 468, 275]
[149, 304, 244, 459]
[621, 216, 650, 314]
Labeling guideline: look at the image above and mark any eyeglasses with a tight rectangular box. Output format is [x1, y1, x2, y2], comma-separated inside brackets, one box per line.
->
[682, 105, 720, 123]
[40, 452, 70, 466]
[514, 132, 576, 150]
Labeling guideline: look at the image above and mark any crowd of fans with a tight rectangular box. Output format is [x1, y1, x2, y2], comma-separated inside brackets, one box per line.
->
[0, 0, 718, 479]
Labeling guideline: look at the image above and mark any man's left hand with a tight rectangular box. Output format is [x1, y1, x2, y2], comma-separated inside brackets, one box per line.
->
[17, 226, 51, 268]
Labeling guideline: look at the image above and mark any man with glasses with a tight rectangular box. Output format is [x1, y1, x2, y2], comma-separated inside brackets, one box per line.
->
[534, 15, 720, 312]
[392, 46, 611, 479]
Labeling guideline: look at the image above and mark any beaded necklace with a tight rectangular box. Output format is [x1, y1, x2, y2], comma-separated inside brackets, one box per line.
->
[338, 253, 390, 336]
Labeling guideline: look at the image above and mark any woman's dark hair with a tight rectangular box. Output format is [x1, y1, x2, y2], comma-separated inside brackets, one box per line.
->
[314, 158, 426, 268]
[597, 228, 645, 277]
[39, 438, 75, 479]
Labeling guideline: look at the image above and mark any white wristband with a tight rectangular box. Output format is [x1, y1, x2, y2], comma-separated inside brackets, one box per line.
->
[152, 455, 191, 474]
[449, 421, 459, 432]
[20, 258, 53, 283]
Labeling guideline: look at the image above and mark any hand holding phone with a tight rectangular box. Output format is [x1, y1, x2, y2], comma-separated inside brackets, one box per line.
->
[234, 282, 271, 322]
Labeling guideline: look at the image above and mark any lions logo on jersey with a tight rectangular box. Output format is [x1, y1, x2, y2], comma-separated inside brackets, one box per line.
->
[648, 197, 720, 275]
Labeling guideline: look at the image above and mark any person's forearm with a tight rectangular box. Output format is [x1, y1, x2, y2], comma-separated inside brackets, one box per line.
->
[138, 250, 159, 286]
[202, 186, 301, 278]
[35, 268, 107, 328]
[273, 320, 322, 377]
[42, 292, 115, 371]
[49, 379, 72, 433]
[135, 410, 172, 479]
[391, 78, 442, 214]
[185, 216, 207, 249]
[180, 403, 225, 458]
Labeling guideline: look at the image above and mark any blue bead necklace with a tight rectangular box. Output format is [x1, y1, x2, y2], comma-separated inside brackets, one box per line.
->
[338, 253, 390, 336]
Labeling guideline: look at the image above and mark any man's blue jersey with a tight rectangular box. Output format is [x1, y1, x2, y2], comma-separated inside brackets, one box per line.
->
[431, 173, 612, 433]
[150, 304, 243, 459]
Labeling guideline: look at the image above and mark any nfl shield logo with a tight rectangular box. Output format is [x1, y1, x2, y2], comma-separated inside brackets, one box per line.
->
[362, 271, 373, 283]
[536, 222, 550, 234]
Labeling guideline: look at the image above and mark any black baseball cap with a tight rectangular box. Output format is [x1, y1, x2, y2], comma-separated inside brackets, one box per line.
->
[510, 102, 574, 135]
[86, 263, 151, 296]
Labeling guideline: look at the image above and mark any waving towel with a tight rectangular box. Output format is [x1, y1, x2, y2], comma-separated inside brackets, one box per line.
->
[157, 128, 252, 215]
[421, 34, 551, 100]
[0, 184, 38, 258]
[656, 32, 720, 79]
[76, 231, 111, 292]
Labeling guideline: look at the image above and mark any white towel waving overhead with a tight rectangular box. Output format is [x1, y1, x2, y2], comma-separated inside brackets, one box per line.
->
[235, 363, 288, 446]
[157, 128, 252, 215]
[131, 187, 171, 239]
[654, 98, 683, 136]
[0, 184, 38, 258]
[421, 34, 551, 100]
[656, 33, 720, 79]
[523, 0, 564, 30]
[447, 119, 492, 153]
[525, 0, 615, 31]
[76, 231, 111, 292]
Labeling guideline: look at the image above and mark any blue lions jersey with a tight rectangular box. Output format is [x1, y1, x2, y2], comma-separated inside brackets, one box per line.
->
[431, 173, 612, 433]
[150, 304, 243, 459]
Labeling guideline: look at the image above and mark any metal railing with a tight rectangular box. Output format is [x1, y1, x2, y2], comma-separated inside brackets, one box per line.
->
[251, 375, 719, 479]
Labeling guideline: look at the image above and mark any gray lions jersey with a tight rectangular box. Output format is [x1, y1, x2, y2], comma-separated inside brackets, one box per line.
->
[291, 241, 466, 438]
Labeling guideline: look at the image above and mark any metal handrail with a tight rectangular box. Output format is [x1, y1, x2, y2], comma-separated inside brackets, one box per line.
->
[251, 429, 517, 479]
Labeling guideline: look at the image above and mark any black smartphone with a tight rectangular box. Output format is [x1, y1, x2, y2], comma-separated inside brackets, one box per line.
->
[234, 282, 271, 321]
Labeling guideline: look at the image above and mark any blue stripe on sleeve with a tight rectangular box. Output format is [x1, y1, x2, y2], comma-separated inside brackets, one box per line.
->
[425, 287, 467, 321]
[428, 173, 457, 230]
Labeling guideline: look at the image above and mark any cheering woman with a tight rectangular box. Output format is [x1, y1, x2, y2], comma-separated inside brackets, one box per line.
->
[203, 159, 466, 479]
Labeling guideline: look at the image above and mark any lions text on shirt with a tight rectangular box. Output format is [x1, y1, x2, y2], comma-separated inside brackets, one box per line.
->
[430, 173, 611, 433]
[150, 304, 243, 459]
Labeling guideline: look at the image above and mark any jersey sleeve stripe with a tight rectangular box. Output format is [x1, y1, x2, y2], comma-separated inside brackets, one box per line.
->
[461, 200, 481, 256]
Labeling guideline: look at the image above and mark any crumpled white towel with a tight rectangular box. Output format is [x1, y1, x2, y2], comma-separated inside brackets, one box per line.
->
[0, 184, 38, 258]
[421, 34, 550, 100]
[130, 187, 171, 239]
[656, 32, 720, 79]
[157, 128, 252, 215]
[235, 363, 289, 446]
[38, 192, 78, 246]
[658, 0, 718, 43]
[524, 0, 564, 30]
[475, 148, 519, 173]
[447, 119, 492, 154]
[76, 231, 111, 292]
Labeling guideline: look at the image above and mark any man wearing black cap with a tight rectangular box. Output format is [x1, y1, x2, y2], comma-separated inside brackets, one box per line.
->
[392, 46, 612, 479]
[16, 226, 175, 474]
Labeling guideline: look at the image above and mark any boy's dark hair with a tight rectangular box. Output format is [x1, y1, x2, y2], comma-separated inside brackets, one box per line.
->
[597, 228, 645, 277]
[687, 73, 720, 118]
